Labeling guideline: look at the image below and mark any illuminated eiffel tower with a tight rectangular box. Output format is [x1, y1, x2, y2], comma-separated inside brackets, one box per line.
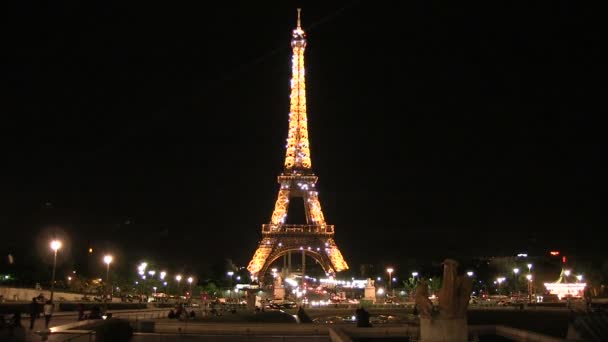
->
[247, 9, 349, 280]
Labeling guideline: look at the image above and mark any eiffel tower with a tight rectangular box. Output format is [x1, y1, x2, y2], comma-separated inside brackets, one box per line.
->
[247, 9, 349, 280]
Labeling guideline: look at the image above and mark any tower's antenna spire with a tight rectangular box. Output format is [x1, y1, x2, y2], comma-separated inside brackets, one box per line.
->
[297, 8, 302, 29]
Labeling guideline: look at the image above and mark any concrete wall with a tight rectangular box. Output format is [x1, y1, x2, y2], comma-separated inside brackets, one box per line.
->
[0, 286, 84, 301]
[0, 286, 126, 302]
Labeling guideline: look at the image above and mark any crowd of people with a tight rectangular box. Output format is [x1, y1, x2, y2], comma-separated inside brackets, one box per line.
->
[28, 297, 55, 330]
[0, 296, 57, 341]
[167, 303, 196, 320]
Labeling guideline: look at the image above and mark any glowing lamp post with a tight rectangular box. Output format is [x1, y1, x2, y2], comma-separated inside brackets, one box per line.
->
[176, 275, 182, 295]
[526, 274, 533, 303]
[160, 271, 167, 280]
[576, 275, 583, 282]
[227, 271, 234, 293]
[467, 271, 474, 277]
[137, 262, 147, 297]
[103, 255, 113, 280]
[188, 277, 193, 298]
[49, 240, 62, 301]
[103, 255, 113, 301]
[513, 268, 520, 295]
[496, 277, 506, 295]
[386, 268, 394, 297]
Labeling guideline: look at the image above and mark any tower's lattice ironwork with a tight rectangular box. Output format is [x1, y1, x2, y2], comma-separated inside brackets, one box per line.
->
[247, 9, 349, 279]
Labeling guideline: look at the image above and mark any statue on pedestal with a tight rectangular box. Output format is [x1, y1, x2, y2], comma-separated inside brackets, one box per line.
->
[273, 273, 285, 300]
[273, 274, 283, 288]
[363, 278, 376, 303]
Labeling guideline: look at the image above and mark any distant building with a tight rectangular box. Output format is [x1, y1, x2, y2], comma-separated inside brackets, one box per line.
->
[544, 269, 586, 299]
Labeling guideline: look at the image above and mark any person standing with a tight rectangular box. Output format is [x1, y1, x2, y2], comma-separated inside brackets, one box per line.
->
[584, 286, 592, 310]
[43, 300, 54, 328]
[77, 303, 85, 321]
[9, 309, 25, 340]
[355, 306, 372, 327]
[29, 298, 40, 330]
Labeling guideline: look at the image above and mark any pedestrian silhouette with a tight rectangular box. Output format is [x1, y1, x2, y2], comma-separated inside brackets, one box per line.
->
[29, 298, 40, 329]
[296, 306, 312, 323]
[9, 309, 25, 340]
[584, 287, 592, 310]
[88, 306, 102, 319]
[78, 303, 85, 321]
[43, 300, 54, 328]
[11, 310, 22, 327]
[355, 307, 372, 327]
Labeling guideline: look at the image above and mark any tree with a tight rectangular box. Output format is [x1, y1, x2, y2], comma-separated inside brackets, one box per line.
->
[202, 282, 219, 298]
[402, 277, 417, 298]
[428, 276, 442, 295]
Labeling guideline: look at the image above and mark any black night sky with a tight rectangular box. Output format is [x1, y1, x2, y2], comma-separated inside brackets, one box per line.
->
[2, 2, 605, 273]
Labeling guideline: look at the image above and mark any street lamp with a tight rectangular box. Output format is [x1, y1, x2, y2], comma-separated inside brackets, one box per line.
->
[103, 255, 113, 301]
[386, 268, 394, 297]
[513, 268, 521, 295]
[49, 240, 62, 301]
[467, 271, 474, 277]
[148, 270, 156, 277]
[160, 271, 167, 280]
[227, 271, 234, 292]
[188, 277, 193, 298]
[576, 275, 583, 282]
[564, 270, 571, 277]
[527, 264, 532, 272]
[526, 274, 533, 303]
[496, 277, 505, 295]
[137, 263, 147, 297]
[176, 275, 182, 295]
